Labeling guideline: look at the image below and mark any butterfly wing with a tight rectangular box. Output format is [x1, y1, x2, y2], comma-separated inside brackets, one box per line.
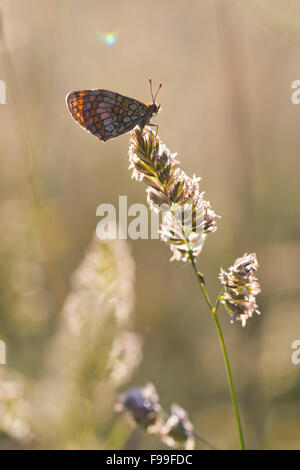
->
[66, 89, 150, 141]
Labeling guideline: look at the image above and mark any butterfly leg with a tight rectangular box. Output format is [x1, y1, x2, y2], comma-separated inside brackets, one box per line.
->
[148, 123, 159, 137]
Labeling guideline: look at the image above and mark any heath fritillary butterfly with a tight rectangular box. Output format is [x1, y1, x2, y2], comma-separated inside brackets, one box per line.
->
[66, 79, 162, 142]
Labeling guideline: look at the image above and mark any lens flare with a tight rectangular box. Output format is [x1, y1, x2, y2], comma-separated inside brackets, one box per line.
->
[98, 31, 118, 46]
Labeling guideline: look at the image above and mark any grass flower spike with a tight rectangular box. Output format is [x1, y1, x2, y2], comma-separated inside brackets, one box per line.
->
[116, 384, 163, 433]
[116, 384, 216, 450]
[127, 125, 259, 449]
[161, 404, 195, 450]
[129, 127, 218, 261]
[219, 253, 261, 327]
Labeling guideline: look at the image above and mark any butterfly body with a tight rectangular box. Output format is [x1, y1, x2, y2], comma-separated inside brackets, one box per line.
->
[66, 87, 160, 142]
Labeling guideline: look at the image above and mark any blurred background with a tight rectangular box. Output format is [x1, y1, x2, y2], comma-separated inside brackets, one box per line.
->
[0, 0, 300, 450]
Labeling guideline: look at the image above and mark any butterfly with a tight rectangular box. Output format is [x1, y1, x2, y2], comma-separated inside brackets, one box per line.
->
[66, 79, 162, 142]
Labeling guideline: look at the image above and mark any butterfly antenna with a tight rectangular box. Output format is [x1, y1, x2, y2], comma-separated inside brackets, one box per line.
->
[149, 78, 154, 102]
[149, 78, 162, 104]
[154, 83, 162, 103]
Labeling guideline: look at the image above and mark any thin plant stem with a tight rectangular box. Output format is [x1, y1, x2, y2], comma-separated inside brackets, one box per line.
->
[104, 415, 135, 450]
[0, 13, 67, 305]
[189, 251, 245, 450]
[193, 430, 218, 450]
[0, 15, 41, 205]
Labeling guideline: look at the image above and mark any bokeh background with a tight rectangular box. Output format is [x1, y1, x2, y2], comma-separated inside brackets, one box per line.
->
[0, 0, 300, 450]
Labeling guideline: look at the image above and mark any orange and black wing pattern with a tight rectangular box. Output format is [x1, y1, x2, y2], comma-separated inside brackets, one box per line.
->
[66, 89, 151, 141]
